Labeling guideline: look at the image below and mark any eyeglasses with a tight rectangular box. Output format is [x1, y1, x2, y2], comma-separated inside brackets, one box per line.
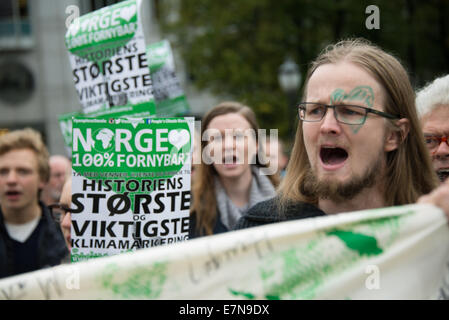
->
[423, 135, 449, 153]
[297, 102, 399, 125]
[48, 203, 75, 223]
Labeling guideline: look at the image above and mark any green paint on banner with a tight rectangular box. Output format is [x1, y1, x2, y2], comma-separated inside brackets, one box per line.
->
[228, 288, 255, 299]
[326, 229, 383, 256]
[228, 288, 280, 300]
[99, 261, 168, 299]
[253, 213, 408, 299]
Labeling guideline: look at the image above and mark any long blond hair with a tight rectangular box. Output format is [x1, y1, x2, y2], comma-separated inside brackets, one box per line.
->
[278, 38, 438, 208]
[191, 101, 279, 235]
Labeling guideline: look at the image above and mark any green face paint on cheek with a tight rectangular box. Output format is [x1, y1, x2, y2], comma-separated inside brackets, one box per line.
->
[349, 124, 364, 134]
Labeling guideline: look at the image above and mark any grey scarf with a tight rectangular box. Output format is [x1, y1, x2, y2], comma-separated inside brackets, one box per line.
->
[215, 166, 276, 230]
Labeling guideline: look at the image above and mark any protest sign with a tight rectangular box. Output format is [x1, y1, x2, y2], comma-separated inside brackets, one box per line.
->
[0, 203, 447, 299]
[147, 40, 190, 116]
[58, 39, 191, 155]
[70, 117, 193, 261]
[65, 0, 155, 115]
[58, 104, 159, 156]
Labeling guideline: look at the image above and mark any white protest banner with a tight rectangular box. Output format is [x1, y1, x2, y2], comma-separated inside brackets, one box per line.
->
[0, 203, 447, 299]
[147, 40, 190, 116]
[70, 117, 193, 261]
[65, 0, 155, 115]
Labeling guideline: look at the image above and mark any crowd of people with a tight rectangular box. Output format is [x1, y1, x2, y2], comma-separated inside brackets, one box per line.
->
[0, 38, 448, 299]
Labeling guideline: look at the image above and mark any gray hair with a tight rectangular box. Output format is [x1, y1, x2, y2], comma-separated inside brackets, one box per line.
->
[416, 74, 449, 118]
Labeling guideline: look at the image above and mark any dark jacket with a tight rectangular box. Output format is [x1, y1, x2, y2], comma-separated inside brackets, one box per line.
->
[189, 209, 228, 239]
[0, 202, 68, 279]
[233, 197, 327, 230]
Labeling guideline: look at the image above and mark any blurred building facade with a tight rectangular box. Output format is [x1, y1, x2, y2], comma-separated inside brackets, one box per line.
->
[0, 0, 219, 155]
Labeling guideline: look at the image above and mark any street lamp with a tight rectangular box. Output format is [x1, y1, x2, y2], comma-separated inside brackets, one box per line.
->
[278, 57, 301, 138]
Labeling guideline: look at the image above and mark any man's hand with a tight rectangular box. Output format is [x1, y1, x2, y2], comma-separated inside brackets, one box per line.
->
[418, 179, 449, 220]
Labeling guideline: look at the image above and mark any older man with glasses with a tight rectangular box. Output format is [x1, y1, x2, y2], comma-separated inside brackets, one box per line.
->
[49, 177, 74, 253]
[416, 74, 449, 183]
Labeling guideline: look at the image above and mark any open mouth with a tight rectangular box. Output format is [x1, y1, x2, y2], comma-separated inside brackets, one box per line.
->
[320, 146, 348, 166]
[223, 154, 238, 165]
[437, 168, 449, 182]
[5, 191, 21, 199]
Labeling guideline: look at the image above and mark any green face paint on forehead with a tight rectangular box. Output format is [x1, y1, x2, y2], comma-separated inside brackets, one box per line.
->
[330, 85, 375, 108]
[330, 85, 375, 134]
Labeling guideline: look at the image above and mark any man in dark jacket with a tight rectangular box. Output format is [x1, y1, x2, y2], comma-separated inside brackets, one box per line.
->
[0, 128, 68, 279]
[235, 39, 449, 230]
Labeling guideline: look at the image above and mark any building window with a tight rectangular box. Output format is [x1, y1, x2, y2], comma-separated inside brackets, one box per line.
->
[0, 0, 32, 49]
[0, 60, 34, 105]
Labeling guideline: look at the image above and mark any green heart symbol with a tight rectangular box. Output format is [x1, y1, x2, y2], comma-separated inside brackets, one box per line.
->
[168, 129, 190, 150]
[120, 4, 137, 22]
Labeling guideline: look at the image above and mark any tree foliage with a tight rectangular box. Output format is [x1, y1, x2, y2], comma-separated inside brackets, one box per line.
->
[158, 0, 449, 141]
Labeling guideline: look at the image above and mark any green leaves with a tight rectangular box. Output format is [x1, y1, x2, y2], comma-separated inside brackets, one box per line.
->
[158, 0, 448, 139]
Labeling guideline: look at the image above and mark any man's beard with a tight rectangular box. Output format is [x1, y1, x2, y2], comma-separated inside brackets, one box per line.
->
[302, 156, 383, 203]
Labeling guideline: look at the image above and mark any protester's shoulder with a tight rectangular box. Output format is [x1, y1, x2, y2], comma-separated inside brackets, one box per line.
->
[39, 202, 67, 252]
[245, 197, 280, 221]
[234, 197, 326, 231]
[189, 209, 229, 239]
[40, 202, 58, 230]
[233, 197, 282, 231]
